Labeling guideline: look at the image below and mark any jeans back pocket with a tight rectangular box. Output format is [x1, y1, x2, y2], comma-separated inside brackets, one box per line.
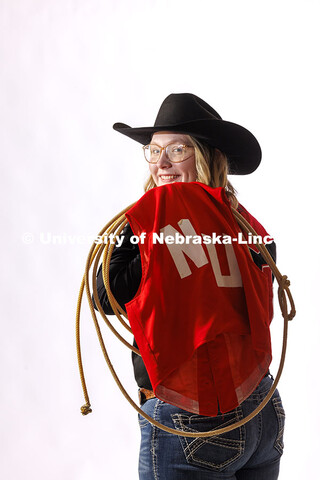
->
[171, 407, 245, 472]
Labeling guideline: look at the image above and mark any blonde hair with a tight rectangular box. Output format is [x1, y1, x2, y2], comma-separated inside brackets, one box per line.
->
[144, 135, 238, 208]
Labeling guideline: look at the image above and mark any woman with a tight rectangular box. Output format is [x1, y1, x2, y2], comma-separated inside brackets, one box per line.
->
[96, 93, 285, 479]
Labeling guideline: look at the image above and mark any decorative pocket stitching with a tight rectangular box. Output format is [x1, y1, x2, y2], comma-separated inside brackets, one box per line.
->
[272, 397, 285, 455]
[171, 408, 245, 471]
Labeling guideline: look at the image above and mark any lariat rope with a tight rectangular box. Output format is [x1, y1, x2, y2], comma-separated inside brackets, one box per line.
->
[76, 204, 295, 435]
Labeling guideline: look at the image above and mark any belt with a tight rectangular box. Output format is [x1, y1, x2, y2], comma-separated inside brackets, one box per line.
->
[138, 388, 156, 405]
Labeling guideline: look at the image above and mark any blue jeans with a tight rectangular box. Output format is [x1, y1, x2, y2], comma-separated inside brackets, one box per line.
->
[138, 375, 285, 479]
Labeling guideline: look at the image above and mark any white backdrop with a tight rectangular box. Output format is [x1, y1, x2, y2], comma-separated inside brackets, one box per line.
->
[1, 1, 319, 479]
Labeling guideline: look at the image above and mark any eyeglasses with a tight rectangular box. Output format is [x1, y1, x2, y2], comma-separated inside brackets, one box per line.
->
[142, 143, 195, 164]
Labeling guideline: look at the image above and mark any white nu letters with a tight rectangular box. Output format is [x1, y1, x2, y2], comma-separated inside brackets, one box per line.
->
[161, 219, 243, 287]
[160, 219, 209, 279]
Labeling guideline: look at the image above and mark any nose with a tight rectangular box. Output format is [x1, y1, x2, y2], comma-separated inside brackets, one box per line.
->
[157, 148, 172, 168]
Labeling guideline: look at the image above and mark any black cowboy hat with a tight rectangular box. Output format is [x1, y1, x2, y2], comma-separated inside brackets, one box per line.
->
[113, 93, 261, 175]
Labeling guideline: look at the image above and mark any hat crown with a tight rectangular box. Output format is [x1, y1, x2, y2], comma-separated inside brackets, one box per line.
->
[154, 93, 222, 127]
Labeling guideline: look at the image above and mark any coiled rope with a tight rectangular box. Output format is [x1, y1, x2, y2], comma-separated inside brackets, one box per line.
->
[76, 203, 295, 436]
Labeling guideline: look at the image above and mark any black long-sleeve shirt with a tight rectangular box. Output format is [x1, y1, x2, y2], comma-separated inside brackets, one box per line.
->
[95, 223, 152, 389]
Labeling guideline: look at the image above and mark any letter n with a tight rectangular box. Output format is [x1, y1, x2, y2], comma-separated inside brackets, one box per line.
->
[160, 219, 208, 279]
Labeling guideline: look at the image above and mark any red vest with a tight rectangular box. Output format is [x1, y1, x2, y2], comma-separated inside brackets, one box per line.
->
[125, 182, 272, 416]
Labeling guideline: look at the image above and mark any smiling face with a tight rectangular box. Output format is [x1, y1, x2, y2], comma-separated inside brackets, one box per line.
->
[148, 132, 197, 186]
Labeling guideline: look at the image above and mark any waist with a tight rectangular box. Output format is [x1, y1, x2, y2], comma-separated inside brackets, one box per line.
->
[138, 371, 272, 406]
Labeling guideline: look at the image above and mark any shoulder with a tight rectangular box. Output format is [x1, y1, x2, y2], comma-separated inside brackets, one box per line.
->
[237, 203, 276, 264]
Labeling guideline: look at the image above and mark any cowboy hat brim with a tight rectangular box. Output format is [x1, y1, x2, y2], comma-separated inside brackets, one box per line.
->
[113, 118, 261, 175]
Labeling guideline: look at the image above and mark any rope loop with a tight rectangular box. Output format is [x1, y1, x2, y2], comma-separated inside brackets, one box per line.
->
[76, 201, 296, 437]
[278, 275, 296, 321]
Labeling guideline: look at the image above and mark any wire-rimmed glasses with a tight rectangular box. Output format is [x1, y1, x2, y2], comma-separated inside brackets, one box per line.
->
[143, 143, 195, 164]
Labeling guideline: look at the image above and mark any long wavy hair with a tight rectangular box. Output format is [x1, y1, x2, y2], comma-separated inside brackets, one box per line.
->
[144, 135, 238, 208]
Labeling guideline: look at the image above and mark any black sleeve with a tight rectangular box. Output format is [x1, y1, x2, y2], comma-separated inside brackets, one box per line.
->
[249, 241, 277, 281]
[93, 223, 152, 389]
[93, 223, 142, 315]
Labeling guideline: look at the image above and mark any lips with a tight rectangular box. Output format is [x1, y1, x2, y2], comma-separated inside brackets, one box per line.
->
[159, 175, 180, 182]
